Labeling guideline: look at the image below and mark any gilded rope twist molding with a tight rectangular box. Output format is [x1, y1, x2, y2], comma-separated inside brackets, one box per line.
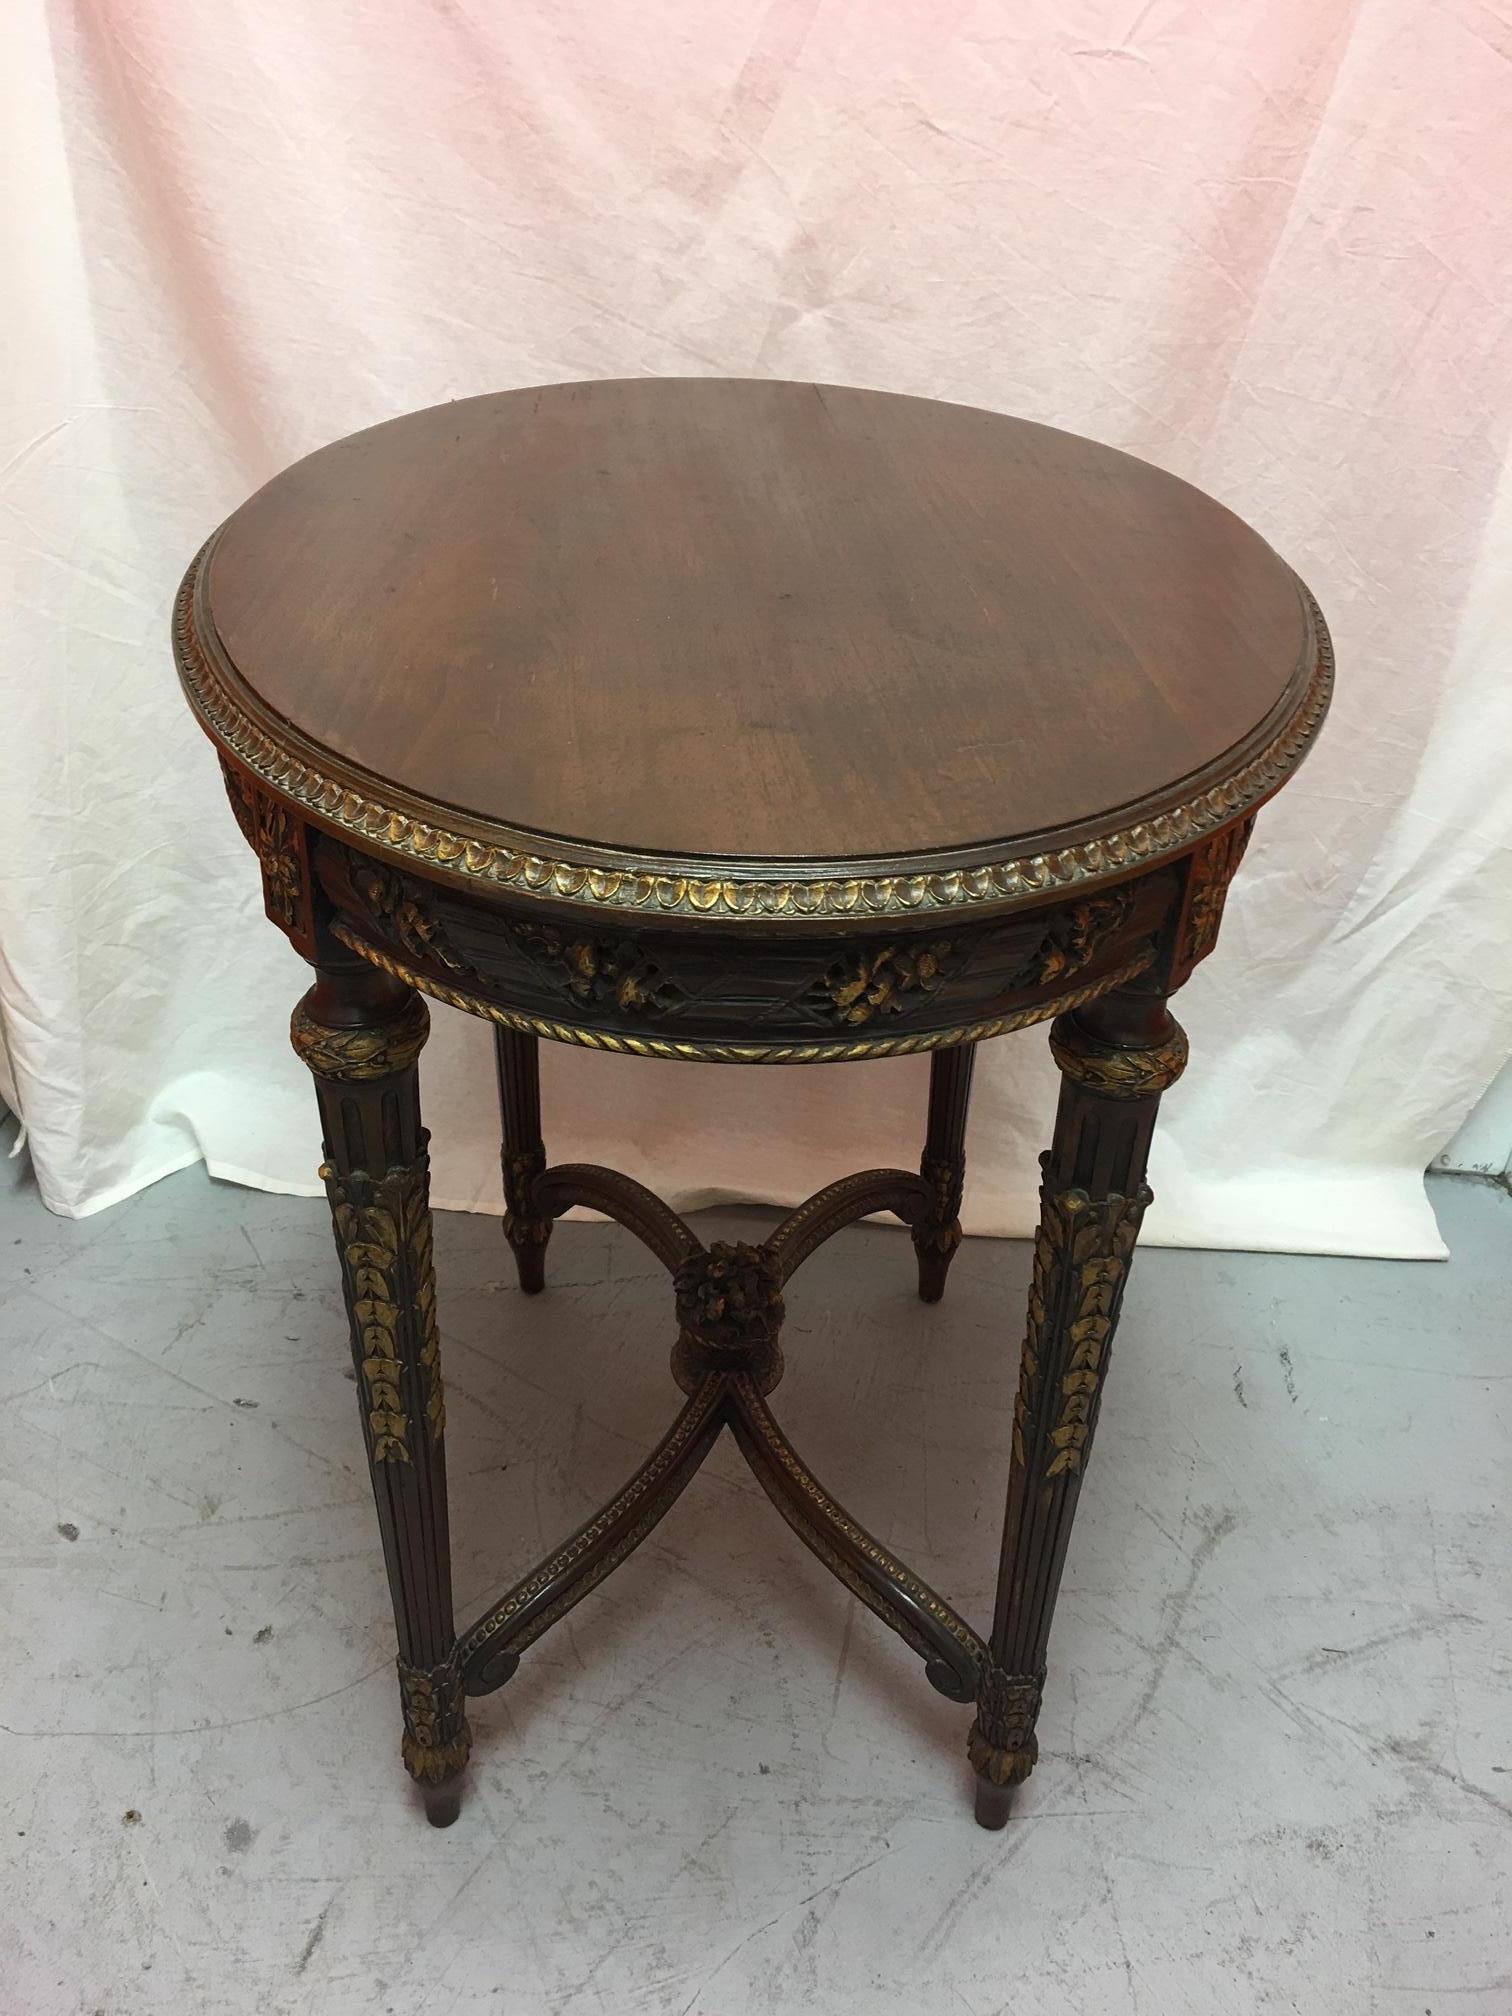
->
[175, 541, 1334, 924]
[329, 923, 1156, 1063]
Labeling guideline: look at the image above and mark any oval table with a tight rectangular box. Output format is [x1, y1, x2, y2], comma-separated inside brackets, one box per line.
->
[172, 379, 1331, 1830]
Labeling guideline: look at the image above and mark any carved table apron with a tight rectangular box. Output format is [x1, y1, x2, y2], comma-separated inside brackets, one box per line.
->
[172, 380, 1331, 1830]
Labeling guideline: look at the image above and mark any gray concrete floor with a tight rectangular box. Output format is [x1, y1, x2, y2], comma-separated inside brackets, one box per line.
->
[1, 1120, 1508, 2014]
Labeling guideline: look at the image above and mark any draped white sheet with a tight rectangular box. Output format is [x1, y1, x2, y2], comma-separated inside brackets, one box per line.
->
[5, 0, 1510, 1256]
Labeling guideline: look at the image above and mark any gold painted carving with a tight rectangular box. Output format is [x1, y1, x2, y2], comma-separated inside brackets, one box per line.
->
[397, 1658, 471, 1784]
[915, 1151, 965, 1257]
[346, 858, 681, 1015]
[809, 890, 1135, 1029]
[324, 1160, 445, 1461]
[220, 755, 308, 936]
[330, 923, 1156, 1064]
[1180, 817, 1255, 972]
[674, 1242, 785, 1353]
[502, 1145, 551, 1254]
[349, 860, 465, 972]
[1031, 888, 1135, 985]
[177, 545, 1333, 925]
[512, 919, 683, 1017]
[254, 801, 305, 935]
[810, 940, 952, 1025]
[1048, 1013, 1188, 1099]
[968, 1664, 1045, 1786]
[1014, 1183, 1150, 1480]
[290, 994, 430, 1082]
[219, 755, 259, 847]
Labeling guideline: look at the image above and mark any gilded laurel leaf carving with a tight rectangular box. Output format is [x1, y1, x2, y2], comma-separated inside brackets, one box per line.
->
[968, 1662, 1046, 1785]
[398, 1658, 471, 1784]
[1012, 1183, 1150, 1481]
[290, 996, 430, 1082]
[332, 1192, 410, 1464]
[1048, 1015, 1188, 1099]
[325, 1161, 446, 1462]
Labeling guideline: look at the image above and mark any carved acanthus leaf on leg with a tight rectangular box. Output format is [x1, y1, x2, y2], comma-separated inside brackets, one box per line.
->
[967, 1664, 1045, 1786]
[915, 1151, 965, 1261]
[502, 1145, 551, 1259]
[398, 1656, 471, 1785]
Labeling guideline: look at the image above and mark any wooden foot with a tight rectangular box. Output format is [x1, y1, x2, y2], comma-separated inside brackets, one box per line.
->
[915, 1236, 957, 1306]
[970, 986, 1186, 1815]
[511, 1224, 548, 1297]
[974, 1778, 1015, 1830]
[423, 1783, 463, 1829]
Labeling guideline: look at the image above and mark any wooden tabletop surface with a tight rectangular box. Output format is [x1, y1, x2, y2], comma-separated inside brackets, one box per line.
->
[204, 379, 1315, 868]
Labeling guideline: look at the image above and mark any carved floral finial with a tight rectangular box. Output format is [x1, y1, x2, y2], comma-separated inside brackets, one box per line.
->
[673, 1241, 785, 1352]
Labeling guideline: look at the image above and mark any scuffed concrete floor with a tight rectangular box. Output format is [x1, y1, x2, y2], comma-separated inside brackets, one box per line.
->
[1, 1121, 1508, 2014]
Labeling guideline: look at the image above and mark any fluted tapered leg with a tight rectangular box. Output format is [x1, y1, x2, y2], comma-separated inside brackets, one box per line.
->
[292, 959, 470, 1826]
[495, 1027, 552, 1293]
[912, 1042, 975, 1302]
[970, 986, 1187, 1827]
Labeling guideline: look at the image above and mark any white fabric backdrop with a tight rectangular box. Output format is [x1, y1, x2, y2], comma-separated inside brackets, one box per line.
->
[4, 0, 1510, 1256]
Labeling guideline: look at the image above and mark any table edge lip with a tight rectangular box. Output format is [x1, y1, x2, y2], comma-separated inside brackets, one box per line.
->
[173, 534, 1333, 927]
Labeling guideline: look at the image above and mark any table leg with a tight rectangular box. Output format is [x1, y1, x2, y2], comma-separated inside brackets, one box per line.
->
[495, 1028, 552, 1293]
[969, 987, 1188, 1827]
[913, 1043, 975, 1302]
[292, 960, 470, 1827]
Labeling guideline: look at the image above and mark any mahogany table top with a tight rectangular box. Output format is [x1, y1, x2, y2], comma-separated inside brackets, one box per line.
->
[180, 379, 1328, 928]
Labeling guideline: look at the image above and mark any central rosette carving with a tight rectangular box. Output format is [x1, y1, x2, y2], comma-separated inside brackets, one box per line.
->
[671, 1241, 786, 1393]
[675, 1241, 785, 1347]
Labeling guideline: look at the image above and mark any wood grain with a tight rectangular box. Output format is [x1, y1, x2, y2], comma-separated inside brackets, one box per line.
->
[207, 378, 1310, 864]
